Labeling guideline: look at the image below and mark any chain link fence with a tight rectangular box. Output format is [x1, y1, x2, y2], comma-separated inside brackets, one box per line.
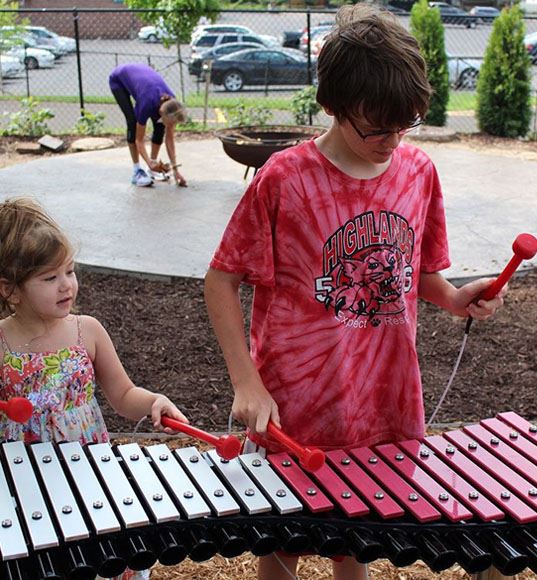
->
[1, 7, 536, 134]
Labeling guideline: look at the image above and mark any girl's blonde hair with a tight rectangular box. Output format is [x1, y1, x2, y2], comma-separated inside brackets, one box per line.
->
[159, 95, 187, 125]
[0, 197, 73, 316]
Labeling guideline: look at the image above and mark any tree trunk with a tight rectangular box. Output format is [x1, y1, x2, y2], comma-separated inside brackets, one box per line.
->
[176, 41, 185, 103]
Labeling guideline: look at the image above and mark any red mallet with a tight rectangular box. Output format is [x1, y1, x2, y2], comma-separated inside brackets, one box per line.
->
[267, 421, 325, 472]
[479, 233, 537, 301]
[0, 397, 33, 424]
[161, 416, 242, 461]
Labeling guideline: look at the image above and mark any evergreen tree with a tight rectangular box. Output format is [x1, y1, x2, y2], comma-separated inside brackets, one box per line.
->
[410, 0, 449, 126]
[476, 6, 531, 137]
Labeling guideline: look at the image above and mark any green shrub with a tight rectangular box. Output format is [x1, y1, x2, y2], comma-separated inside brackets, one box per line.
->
[410, 0, 449, 126]
[2, 97, 54, 136]
[226, 99, 273, 127]
[476, 6, 531, 138]
[290, 85, 321, 125]
[73, 110, 106, 135]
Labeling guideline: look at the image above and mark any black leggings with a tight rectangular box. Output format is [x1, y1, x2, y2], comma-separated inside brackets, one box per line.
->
[111, 87, 165, 145]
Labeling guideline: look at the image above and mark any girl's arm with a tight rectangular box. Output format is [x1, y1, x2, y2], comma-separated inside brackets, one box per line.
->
[164, 126, 187, 186]
[204, 267, 280, 435]
[419, 272, 506, 319]
[83, 316, 187, 429]
[135, 123, 159, 171]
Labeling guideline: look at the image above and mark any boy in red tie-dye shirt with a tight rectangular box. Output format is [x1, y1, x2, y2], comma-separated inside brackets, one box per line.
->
[205, 5, 505, 579]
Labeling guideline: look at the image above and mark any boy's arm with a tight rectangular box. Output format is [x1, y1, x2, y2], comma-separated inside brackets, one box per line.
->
[84, 316, 188, 430]
[204, 267, 280, 435]
[419, 272, 506, 320]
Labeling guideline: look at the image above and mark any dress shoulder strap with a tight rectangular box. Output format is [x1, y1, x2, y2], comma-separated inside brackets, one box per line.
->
[76, 316, 85, 348]
[0, 327, 10, 353]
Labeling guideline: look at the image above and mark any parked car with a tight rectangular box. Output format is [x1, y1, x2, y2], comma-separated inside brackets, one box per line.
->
[281, 30, 302, 49]
[0, 38, 55, 69]
[469, 6, 501, 23]
[188, 42, 264, 77]
[191, 24, 253, 43]
[137, 24, 172, 43]
[447, 53, 482, 89]
[429, 3, 479, 27]
[310, 30, 331, 56]
[191, 32, 279, 56]
[1, 26, 67, 56]
[524, 31, 537, 64]
[0, 53, 24, 78]
[299, 23, 334, 52]
[384, 4, 410, 15]
[210, 47, 315, 92]
[24, 26, 75, 53]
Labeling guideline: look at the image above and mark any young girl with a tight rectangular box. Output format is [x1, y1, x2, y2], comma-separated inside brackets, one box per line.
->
[0, 197, 188, 579]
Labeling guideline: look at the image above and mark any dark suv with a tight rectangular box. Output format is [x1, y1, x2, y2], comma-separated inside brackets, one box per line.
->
[429, 3, 479, 28]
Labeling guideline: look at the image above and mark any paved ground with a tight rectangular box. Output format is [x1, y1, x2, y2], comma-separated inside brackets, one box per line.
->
[0, 136, 536, 281]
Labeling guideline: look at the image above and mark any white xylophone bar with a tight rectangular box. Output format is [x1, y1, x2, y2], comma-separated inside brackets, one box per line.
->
[58, 442, 121, 535]
[30, 443, 89, 542]
[3, 442, 59, 551]
[145, 444, 211, 520]
[175, 447, 240, 517]
[87, 443, 150, 529]
[0, 452, 27, 560]
[116, 442, 180, 524]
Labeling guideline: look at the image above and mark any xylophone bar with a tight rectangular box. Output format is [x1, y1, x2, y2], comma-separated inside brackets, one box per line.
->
[1, 412, 537, 579]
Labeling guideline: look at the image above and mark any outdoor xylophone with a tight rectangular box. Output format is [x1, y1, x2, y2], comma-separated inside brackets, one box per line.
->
[0, 412, 537, 579]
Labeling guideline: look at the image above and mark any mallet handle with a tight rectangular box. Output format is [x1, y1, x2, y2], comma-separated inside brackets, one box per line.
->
[161, 416, 219, 445]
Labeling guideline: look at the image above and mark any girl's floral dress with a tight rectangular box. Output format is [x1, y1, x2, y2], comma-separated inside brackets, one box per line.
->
[0, 316, 109, 443]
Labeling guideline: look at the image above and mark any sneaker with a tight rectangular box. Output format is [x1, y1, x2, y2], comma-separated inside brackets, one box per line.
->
[131, 168, 153, 187]
[148, 169, 169, 182]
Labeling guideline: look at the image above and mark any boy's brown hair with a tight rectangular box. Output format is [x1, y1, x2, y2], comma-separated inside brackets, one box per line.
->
[316, 5, 431, 129]
[0, 197, 73, 316]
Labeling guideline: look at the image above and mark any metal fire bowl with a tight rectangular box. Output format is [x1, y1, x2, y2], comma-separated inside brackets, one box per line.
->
[215, 125, 326, 170]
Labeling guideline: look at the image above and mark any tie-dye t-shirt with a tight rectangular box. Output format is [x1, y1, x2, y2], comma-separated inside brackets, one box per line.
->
[210, 139, 450, 450]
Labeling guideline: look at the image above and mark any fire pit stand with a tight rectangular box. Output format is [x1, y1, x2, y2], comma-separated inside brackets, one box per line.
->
[215, 125, 326, 179]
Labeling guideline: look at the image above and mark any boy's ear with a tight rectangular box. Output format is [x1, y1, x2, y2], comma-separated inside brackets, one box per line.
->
[322, 105, 334, 117]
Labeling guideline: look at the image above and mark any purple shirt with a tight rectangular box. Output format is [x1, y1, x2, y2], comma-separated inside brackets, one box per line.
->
[109, 63, 175, 125]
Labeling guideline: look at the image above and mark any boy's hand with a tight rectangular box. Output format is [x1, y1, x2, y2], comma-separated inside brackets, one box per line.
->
[232, 378, 280, 436]
[453, 277, 508, 320]
[151, 395, 189, 433]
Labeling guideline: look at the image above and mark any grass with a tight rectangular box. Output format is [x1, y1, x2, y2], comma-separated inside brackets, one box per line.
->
[0, 91, 490, 112]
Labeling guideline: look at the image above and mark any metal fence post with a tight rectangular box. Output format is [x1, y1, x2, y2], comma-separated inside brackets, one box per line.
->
[24, 46, 30, 98]
[306, 11, 313, 125]
[73, 8, 85, 116]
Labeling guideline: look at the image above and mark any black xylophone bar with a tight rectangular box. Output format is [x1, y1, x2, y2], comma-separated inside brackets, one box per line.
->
[1, 412, 537, 579]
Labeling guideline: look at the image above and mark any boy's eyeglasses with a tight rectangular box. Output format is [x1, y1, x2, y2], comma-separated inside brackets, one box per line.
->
[347, 117, 423, 143]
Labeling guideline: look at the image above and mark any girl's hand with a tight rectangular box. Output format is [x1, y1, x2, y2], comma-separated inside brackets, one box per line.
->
[151, 394, 189, 433]
[232, 378, 280, 436]
[148, 159, 160, 172]
[173, 168, 187, 187]
[453, 278, 508, 320]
